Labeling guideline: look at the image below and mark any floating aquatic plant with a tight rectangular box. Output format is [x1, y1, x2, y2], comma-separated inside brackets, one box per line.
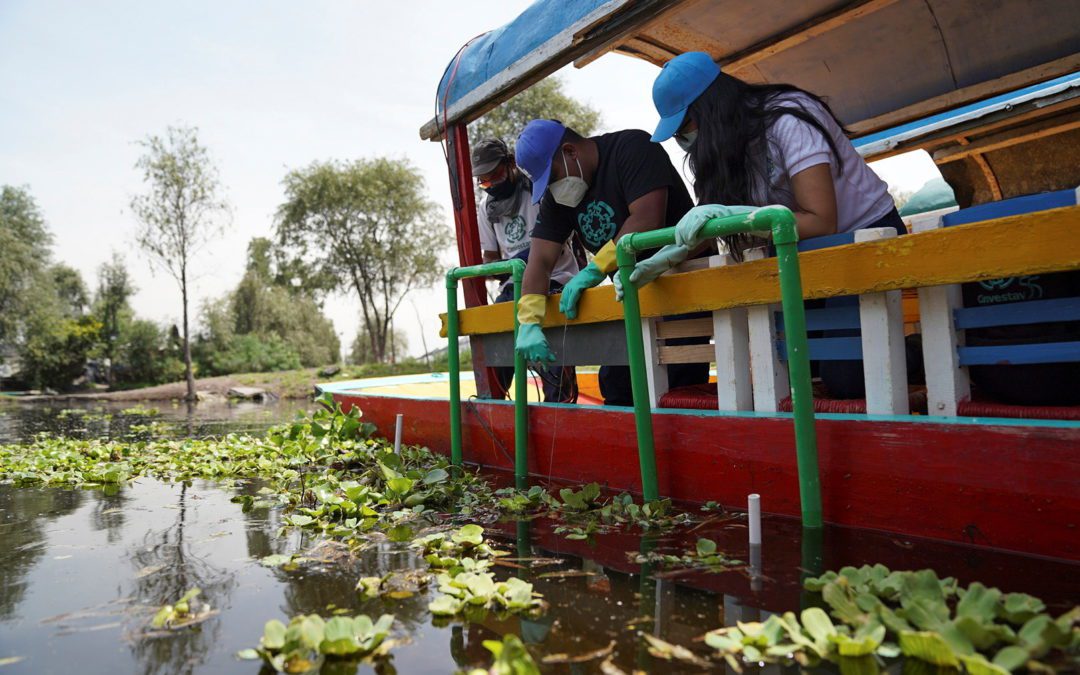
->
[462, 634, 540, 675]
[238, 613, 395, 673]
[149, 587, 216, 630]
[703, 565, 1079, 672]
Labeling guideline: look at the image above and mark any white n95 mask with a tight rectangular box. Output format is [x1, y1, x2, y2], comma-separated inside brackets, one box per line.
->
[549, 153, 588, 207]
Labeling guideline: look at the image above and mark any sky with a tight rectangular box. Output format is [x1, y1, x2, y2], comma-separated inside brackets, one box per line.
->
[0, 1, 938, 361]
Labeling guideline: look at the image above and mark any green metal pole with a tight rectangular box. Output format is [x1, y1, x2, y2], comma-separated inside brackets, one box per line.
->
[445, 259, 529, 487]
[771, 219, 823, 528]
[616, 245, 660, 502]
[510, 260, 529, 490]
[445, 272, 463, 468]
[617, 206, 822, 526]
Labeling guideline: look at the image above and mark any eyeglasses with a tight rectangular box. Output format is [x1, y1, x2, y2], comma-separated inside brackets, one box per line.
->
[476, 162, 510, 189]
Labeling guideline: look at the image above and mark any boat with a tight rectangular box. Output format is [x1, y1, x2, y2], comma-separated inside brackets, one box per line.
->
[323, 0, 1080, 563]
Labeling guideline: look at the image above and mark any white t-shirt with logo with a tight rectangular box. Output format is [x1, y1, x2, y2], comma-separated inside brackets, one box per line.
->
[760, 92, 894, 233]
[478, 189, 579, 286]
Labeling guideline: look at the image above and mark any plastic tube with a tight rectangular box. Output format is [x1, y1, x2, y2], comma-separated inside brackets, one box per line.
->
[748, 493, 762, 544]
[393, 413, 403, 454]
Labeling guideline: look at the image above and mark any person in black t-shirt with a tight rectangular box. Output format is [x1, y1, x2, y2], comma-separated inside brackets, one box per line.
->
[511, 119, 708, 406]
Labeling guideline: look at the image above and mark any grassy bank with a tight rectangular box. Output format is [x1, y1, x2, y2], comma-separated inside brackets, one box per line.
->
[31, 353, 468, 402]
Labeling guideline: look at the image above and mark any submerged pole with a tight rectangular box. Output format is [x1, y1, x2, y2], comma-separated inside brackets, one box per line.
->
[617, 206, 822, 526]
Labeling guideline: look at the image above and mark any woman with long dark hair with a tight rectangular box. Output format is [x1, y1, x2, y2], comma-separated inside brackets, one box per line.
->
[656, 51, 900, 259]
[629, 52, 905, 399]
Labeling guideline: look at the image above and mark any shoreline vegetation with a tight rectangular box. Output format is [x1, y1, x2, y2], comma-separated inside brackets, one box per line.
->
[3, 356, 467, 403]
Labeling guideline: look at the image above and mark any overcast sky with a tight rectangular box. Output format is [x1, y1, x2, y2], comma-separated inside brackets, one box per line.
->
[0, 1, 937, 361]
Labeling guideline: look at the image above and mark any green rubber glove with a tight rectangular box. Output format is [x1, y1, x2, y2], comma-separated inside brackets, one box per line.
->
[515, 322, 555, 365]
[558, 262, 606, 319]
[627, 244, 690, 291]
[674, 204, 758, 248]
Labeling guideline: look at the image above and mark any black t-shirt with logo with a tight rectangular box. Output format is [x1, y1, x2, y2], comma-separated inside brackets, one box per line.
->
[531, 130, 693, 252]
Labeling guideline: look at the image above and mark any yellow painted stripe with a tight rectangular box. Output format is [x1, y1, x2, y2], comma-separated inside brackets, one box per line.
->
[441, 206, 1080, 337]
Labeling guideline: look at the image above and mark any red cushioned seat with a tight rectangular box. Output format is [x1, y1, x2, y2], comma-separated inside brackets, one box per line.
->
[658, 383, 929, 414]
[957, 399, 1080, 421]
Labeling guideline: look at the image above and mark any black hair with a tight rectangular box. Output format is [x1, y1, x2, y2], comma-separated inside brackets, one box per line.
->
[684, 72, 846, 259]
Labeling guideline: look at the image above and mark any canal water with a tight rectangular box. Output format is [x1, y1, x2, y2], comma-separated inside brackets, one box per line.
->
[1, 402, 1078, 673]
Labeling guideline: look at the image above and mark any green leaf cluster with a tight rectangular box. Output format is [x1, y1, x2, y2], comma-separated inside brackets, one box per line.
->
[804, 565, 1080, 672]
[241, 613, 394, 673]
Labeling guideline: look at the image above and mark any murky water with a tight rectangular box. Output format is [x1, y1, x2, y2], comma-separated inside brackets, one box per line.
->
[1, 477, 1078, 674]
[0, 400, 313, 445]
[1, 403, 1078, 673]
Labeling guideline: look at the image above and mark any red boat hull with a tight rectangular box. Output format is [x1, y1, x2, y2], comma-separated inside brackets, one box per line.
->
[334, 392, 1080, 562]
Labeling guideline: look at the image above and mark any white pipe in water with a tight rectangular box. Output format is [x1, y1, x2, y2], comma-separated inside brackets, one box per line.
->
[393, 414, 403, 454]
[748, 493, 762, 545]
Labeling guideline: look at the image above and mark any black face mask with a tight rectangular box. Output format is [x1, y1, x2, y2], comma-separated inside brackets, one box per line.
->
[483, 178, 516, 201]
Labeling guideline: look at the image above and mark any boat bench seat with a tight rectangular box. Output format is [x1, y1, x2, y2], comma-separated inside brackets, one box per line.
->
[918, 187, 1080, 418]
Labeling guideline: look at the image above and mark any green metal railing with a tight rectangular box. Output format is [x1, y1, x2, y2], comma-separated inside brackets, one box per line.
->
[445, 259, 529, 489]
[616, 205, 824, 528]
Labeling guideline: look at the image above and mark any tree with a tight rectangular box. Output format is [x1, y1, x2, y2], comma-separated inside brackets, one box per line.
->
[93, 253, 136, 384]
[468, 77, 602, 147]
[50, 263, 89, 317]
[276, 158, 449, 363]
[350, 322, 407, 365]
[130, 126, 229, 401]
[0, 185, 53, 352]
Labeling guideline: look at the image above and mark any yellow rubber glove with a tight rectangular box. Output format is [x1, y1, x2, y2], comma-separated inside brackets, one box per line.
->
[515, 294, 555, 364]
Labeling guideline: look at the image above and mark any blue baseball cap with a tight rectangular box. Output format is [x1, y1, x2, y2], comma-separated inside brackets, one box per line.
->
[651, 52, 721, 142]
[515, 119, 566, 203]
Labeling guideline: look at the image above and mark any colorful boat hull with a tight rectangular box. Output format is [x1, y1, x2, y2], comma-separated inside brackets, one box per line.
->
[330, 386, 1080, 563]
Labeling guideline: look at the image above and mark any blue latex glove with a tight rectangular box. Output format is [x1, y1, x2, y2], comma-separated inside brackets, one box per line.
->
[674, 204, 758, 248]
[515, 323, 555, 365]
[614, 245, 692, 301]
[558, 262, 606, 319]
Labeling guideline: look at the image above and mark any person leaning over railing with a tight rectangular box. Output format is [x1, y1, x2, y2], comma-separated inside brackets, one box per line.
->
[627, 52, 910, 400]
[472, 138, 580, 403]
[511, 119, 710, 406]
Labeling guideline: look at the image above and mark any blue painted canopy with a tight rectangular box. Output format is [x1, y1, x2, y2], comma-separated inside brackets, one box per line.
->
[436, 0, 611, 112]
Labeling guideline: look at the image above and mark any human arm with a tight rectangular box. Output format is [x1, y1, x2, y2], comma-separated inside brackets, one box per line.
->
[789, 163, 838, 239]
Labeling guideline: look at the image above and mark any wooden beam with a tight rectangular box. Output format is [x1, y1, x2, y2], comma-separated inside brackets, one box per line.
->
[933, 115, 1080, 163]
[721, 0, 902, 73]
[440, 206, 1080, 337]
[849, 54, 1080, 137]
[658, 343, 716, 365]
[573, 0, 699, 68]
[863, 95, 1080, 162]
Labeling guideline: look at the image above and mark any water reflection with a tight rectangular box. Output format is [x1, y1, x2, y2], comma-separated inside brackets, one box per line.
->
[0, 479, 1077, 674]
[0, 399, 314, 444]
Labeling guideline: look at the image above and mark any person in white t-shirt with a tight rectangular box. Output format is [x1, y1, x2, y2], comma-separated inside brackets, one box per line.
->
[472, 138, 580, 402]
[644, 52, 908, 399]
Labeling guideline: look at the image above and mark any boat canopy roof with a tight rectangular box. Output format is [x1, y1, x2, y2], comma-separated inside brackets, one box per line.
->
[421, 0, 1079, 146]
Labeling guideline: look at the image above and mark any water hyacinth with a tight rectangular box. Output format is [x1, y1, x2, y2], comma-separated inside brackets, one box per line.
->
[238, 613, 395, 673]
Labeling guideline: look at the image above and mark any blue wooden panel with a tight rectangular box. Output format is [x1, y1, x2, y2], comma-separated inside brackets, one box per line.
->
[957, 341, 1080, 366]
[942, 189, 1077, 228]
[777, 337, 863, 362]
[797, 231, 856, 252]
[776, 304, 861, 331]
[954, 298, 1080, 330]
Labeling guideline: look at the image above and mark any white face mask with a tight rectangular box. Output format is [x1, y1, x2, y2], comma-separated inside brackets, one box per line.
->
[675, 129, 698, 152]
[549, 152, 588, 207]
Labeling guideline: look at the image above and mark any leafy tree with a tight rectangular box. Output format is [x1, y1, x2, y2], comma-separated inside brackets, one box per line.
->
[468, 77, 602, 148]
[276, 158, 449, 363]
[50, 263, 89, 317]
[194, 238, 340, 375]
[18, 276, 101, 390]
[350, 322, 407, 365]
[93, 253, 136, 384]
[0, 185, 53, 351]
[130, 125, 229, 401]
[115, 318, 185, 386]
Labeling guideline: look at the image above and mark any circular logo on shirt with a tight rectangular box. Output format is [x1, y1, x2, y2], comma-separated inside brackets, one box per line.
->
[504, 215, 527, 244]
[577, 200, 616, 249]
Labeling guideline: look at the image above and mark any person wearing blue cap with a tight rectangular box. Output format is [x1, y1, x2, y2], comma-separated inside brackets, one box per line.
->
[511, 118, 708, 406]
[631, 51, 905, 400]
[471, 137, 580, 403]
